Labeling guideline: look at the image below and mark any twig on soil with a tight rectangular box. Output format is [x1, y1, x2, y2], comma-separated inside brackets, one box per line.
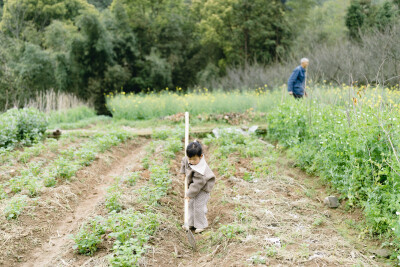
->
[210, 244, 221, 258]
[81, 257, 93, 266]
[49, 198, 72, 212]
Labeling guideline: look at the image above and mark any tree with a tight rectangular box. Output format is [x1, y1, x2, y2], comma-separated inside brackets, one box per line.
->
[375, 1, 396, 31]
[88, 0, 112, 10]
[193, 0, 292, 70]
[110, 0, 197, 90]
[346, 0, 366, 39]
[14, 42, 57, 92]
[70, 10, 114, 114]
[1, 0, 93, 38]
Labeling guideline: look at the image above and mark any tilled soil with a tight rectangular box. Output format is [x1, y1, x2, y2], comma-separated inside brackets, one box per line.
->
[9, 138, 392, 267]
[0, 138, 148, 267]
[145, 145, 390, 267]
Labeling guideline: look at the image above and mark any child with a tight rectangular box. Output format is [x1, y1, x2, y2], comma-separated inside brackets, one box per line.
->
[180, 140, 215, 233]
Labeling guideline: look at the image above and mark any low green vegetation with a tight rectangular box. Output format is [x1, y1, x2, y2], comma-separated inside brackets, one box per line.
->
[48, 106, 97, 125]
[48, 107, 112, 129]
[107, 89, 273, 120]
[0, 108, 47, 149]
[2, 130, 134, 219]
[204, 127, 277, 181]
[4, 195, 29, 220]
[267, 91, 400, 258]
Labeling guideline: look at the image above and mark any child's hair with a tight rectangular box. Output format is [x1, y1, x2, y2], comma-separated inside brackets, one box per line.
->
[186, 140, 202, 158]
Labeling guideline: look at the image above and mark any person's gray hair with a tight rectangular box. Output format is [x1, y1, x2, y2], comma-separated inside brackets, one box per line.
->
[301, 58, 309, 63]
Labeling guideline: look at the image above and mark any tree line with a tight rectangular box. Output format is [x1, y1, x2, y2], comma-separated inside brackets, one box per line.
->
[0, 0, 399, 114]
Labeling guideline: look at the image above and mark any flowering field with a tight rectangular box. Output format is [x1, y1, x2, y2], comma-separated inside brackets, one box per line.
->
[106, 87, 275, 120]
[269, 85, 400, 258]
[106, 84, 400, 118]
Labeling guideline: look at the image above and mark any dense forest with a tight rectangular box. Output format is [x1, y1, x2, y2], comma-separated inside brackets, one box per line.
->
[0, 0, 400, 113]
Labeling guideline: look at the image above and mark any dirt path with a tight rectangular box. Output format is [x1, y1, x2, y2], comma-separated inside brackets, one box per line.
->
[145, 146, 391, 266]
[7, 139, 148, 267]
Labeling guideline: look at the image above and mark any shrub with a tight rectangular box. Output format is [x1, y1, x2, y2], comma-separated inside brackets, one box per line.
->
[0, 112, 18, 148]
[0, 108, 48, 148]
[6, 108, 48, 145]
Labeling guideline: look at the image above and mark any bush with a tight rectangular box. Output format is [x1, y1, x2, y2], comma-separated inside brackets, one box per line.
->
[0, 112, 18, 148]
[0, 108, 48, 148]
[8, 108, 48, 145]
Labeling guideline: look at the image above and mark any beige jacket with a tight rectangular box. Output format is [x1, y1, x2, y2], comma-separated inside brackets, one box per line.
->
[180, 156, 215, 198]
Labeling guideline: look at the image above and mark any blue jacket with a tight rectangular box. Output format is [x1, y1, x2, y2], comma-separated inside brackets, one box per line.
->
[287, 66, 306, 95]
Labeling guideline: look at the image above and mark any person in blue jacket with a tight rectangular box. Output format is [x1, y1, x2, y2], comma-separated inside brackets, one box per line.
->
[288, 58, 309, 98]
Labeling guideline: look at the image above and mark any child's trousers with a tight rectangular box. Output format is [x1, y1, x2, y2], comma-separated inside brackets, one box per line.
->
[188, 190, 210, 229]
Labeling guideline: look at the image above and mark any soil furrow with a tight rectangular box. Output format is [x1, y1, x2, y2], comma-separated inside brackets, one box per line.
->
[3, 139, 148, 267]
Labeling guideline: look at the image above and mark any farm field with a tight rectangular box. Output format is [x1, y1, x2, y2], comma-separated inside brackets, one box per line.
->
[0, 85, 398, 266]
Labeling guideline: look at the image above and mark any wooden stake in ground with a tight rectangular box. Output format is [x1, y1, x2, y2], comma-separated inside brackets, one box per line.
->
[305, 65, 309, 97]
[184, 111, 196, 250]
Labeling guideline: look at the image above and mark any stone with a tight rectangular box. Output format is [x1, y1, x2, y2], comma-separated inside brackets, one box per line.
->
[265, 237, 281, 248]
[369, 248, 392, 258]
[324, 196, 340, 208]
[239, 167, 247, 173]
[248, 125, 259, 133]
[228, 176, 240, 183]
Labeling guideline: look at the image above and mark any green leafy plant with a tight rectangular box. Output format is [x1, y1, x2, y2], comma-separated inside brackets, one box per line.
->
[211, 223, 246, 245]
[105, 184, 122, 212]
[249, 252, 267, 264]
[24, 177, 41, 197]
[125, 171, 141, 186]
[4, 195, 28, 220]
[109, 239, 147, 266]
[6, 108, 48, 146]
[0, 185, 8, 200]
[242, 171, 255, 182]
[43, 173, 57, 187]
[72, 216, 106, 255]
[52, 157, 78, 180]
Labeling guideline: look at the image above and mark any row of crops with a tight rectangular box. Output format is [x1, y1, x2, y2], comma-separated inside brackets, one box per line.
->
[267, 99, 400, 255]
[72, 128, 183, 265]
[1, 130, 134, 220]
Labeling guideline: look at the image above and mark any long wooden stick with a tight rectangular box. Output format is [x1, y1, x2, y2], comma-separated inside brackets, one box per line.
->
[305, 65, 308, 97]
[184, 112, 189, 227]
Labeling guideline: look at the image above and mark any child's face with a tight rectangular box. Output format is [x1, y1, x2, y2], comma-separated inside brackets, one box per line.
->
[188, 155, 202, 165]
